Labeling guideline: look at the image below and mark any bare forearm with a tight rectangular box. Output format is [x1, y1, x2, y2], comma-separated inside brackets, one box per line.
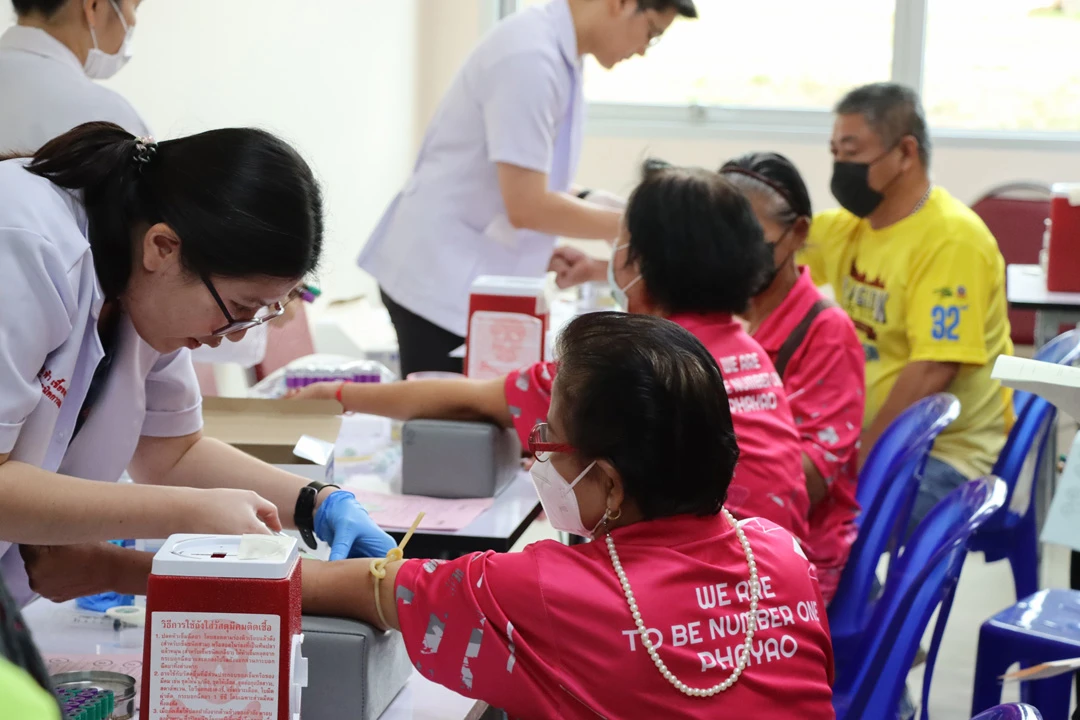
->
[143, 436, 324, 530]
[514, 192, 621, 240]
[859, 361, 959, 465]
[309, 379, 513, 428]
[107, 546, 154, 595]
[301, 558, 402, 630]
[0, 461, 196, 544]
[802, 454, 829, 508]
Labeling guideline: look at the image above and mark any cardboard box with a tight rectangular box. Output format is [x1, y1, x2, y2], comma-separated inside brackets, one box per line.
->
[201, 397, 342, 465]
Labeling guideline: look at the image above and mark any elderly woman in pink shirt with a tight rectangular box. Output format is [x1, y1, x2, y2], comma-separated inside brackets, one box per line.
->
[303, 312, 835, 719]
[721, 152, 866, 604]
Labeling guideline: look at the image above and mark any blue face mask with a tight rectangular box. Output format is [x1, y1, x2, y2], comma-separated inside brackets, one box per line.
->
[607, 242, 642, 311]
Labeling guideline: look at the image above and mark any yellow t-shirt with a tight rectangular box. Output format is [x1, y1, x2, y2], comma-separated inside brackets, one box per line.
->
[0, 659, 61, 720]
[801, 187, 1013, 479]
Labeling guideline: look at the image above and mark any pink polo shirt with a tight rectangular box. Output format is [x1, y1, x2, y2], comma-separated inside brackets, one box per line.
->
[752, 267, 864, 603]
[395, 514, 835, 719]
[504, 314, 810, 544]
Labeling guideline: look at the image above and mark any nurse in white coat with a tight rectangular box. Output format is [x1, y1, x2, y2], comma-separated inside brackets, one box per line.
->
[0, 121, 396, 607]
[358, 0, 698, 377]
[0, 0, 270, 367]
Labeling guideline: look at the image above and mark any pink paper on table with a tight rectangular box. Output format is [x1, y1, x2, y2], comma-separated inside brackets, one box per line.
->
[347, 489, 494, 531]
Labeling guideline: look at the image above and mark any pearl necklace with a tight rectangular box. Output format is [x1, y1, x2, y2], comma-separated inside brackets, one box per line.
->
[605, 508, 759, 698]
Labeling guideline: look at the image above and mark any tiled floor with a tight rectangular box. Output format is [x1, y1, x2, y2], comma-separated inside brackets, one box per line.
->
[511, 412, 1080, 717]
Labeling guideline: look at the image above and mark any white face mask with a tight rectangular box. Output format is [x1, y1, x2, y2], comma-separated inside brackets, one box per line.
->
[84, 0, 134, 80]
[529, 459, 601, 538]
[607, 242, 642, 312]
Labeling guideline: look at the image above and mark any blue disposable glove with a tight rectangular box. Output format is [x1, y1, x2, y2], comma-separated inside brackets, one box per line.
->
[314, 490, 396, 560]
[76, 592, 134, 613]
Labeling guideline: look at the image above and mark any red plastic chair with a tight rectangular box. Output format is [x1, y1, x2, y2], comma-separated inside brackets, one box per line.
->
[254, 303, 316, 381]
[970, 182, 1052, 346]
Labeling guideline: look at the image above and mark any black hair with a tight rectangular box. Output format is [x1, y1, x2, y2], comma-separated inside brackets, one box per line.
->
[12, 0, 68, 17]
[623, 159, 772, 315]
[835, 82, 931, 167]
[720, 152, 813, 227]
[637, 0, 698, 18]
[554, 312, 739, 519]
[22, 122, 323, 299]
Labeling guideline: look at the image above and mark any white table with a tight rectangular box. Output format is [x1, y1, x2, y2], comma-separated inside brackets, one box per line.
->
[1006, 264, 1080, 347]
[280, 464, 542, 558]
[1005, 264, 1080, 551]
[22, 599, 485, 720]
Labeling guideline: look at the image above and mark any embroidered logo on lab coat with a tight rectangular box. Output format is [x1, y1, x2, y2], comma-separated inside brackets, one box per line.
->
[36, 368, 68, 410]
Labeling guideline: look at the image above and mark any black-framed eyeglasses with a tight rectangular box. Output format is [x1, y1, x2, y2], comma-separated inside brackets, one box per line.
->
[201, 275, 285, 337]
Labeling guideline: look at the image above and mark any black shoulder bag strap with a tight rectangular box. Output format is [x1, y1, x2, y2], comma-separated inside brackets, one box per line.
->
[774, 298, 837, 379]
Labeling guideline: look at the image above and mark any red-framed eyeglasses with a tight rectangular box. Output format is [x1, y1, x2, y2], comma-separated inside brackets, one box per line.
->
[528, 422, 576, 462]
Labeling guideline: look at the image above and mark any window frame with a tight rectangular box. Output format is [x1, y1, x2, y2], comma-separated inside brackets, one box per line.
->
[498, 0, 1080, 151]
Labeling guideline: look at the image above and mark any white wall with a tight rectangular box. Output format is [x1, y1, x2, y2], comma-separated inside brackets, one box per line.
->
[2, 0, 419, 303]
[574, 136, 1080, 214]
[419, 2, 1080, 219]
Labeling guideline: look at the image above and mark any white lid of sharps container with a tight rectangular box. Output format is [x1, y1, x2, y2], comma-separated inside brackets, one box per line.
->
[151, 534, 299, 579]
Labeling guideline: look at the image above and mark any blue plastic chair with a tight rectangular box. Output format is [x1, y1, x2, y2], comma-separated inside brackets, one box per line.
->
[972, 704, 1043, 720]
[832, 477, 1007, 720]
[971, 329, 1080, 601]
[828, 393, 961, 665]
[972, 589, 1080, 720]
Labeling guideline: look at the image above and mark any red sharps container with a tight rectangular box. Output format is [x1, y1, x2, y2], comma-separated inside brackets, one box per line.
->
[1046, 183, 1080, 292]
[465, 275, 548, 379]
[141, 534, 307, 720]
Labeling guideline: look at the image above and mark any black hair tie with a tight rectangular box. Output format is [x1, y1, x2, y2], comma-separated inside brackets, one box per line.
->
[132, 136, 158, 168]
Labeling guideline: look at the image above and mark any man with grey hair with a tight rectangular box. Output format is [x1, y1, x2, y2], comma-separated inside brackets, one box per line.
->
[802, 82, 1013, 533]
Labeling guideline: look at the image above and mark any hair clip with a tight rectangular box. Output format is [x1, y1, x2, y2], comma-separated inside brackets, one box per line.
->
[133, 136, 158, 167]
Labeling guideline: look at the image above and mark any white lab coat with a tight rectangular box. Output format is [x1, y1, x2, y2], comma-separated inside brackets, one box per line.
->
[0, 25, 148, 153]
[0, 159, 205, 607]
[358, 0, 585, 337]
[0, 25, 268, 368]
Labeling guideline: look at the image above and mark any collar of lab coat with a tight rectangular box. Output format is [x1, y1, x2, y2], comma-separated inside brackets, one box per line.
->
[57, 182, 106, 320]
[71, 191, 107, 320]
[0, 25, 85, 77]
[550, 0, 581, 69]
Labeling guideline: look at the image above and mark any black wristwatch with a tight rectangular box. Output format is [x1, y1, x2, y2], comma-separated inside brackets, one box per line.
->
[294, 480, 340, 549]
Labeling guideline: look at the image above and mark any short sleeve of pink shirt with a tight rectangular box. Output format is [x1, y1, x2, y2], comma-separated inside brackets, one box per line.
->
[395, 550, 566, 717]
[504, 361, 557, 447]
[782, 309, 864, 482]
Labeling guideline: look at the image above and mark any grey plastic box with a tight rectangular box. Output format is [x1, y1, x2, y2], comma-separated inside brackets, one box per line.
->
[401, 419, 522, 499]
[300, 615, 412, 720]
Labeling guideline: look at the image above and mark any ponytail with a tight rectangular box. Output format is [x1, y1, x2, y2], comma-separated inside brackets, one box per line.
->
[27, 122, 149, 298]
[20, 121, 323, 300]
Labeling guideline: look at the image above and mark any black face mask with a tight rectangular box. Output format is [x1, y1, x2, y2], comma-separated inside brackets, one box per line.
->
[755, 226, 794, 295]
[830, 142, 904, 218]
[831, 161, 885, 218]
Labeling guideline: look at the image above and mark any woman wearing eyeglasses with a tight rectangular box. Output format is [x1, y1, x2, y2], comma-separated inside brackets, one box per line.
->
[0, 121, 394, 608]
[303, 312, 835, 719]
